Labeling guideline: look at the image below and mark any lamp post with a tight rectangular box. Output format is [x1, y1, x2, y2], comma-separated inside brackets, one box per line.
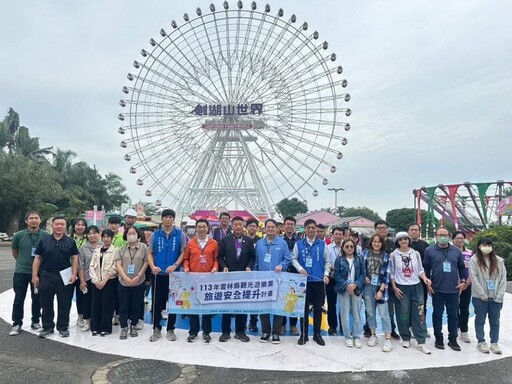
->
[328, 187, 344, 215]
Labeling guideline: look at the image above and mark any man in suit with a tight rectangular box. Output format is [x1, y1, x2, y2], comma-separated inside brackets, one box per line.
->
[218, 216, 256, 342]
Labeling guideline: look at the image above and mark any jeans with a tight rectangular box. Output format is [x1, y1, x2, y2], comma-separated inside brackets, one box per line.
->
[150, 274, 176, 331]
[395, 283, 427, 343]
[39, 270, 74, 332]
[12, 272, 40, 326]
[472, 297, 502, 344]
[363, 285, 391, 333]
[190, 315, 212, 335]
[432, 291, 459, 341]
[118, 283, 145, 328]
[458, 286, 472, 333]
[338, 292, 362, 339]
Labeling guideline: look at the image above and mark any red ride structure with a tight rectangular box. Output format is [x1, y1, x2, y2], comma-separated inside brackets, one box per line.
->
[413, 180, 512, 237]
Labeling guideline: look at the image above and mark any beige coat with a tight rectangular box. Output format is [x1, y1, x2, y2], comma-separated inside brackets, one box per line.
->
[90, 245, 118, 284]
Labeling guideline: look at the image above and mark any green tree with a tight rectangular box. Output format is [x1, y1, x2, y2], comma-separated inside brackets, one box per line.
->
[386, 208, 429, 234]
[0, 153, 63, 233]
[276, 197, 308, 218]
[470, 226, 512, 280]
[339, 206, 382, 222]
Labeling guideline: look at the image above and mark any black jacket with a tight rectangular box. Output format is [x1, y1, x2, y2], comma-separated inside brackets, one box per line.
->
[218, 234, 255, 271]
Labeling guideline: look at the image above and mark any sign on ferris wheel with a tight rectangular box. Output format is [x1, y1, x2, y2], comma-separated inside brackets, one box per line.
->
[118, 2, 351, 215]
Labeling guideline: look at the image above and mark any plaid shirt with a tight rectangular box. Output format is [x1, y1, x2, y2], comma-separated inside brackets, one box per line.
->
[362, 249, 391, 302]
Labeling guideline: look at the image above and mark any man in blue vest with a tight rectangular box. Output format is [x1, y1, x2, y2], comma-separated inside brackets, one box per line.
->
[147, 209, 186, 342]
[291, 219, 330, 346]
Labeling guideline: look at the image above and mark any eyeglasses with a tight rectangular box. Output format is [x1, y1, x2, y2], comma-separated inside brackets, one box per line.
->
[398, 238, 409, 242]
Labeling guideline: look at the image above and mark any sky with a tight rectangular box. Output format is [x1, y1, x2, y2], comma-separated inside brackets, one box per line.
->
[1, 0, 511, 219]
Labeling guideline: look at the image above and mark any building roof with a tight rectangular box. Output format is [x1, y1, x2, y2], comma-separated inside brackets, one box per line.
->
[295, 210, 340, 226]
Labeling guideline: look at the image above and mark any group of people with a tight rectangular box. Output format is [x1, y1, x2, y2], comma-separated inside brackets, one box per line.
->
[9, 210, 507, 356]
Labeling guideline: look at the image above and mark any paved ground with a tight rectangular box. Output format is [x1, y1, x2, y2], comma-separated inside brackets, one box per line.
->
[1, 243, 512, 383]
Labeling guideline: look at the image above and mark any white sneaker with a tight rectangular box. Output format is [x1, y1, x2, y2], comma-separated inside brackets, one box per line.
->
[345, 338, 354, 348]
[354, 338, 362, 348]
[367, 335, 378, 347]
[417, 344, 431, 354]
[382, 339, 393, 352]
[477, 342, 490, 354]
[460, 332, 471, 343]
[490, 343, 502, 354]
[402, 340, 411, 348]
[9, 325, 21, 336]
[76, 314, 85, 328]
[136, 319, 144, 330]
[149, 328, 161, 342]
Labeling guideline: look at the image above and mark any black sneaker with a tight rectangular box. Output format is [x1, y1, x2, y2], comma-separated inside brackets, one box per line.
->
[298, 334, 309, 345]
[272, 334, 280, 344]
[100, 331, 111, 337]
[363, 328, 372, 338]
[328, 328, 337, 336]
[187, 333, 198, 343]
[91, 331, 99, 336]
[234, 332, 250, 342]
[260, 333, 270, 343]
[313, 333, 326, 346]
[248, 324, 258, 332]
[219, 333, 230, 342]
[38, 329, 54, 338]
[59, 329, 70, 338]
[435, 338, 445, 350]
[202, 333, 211, 344]
[448, 339, 461, 351]
[391, 331, 401, 340]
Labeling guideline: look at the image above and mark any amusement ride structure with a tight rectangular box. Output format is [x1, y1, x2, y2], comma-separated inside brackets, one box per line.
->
[117, 1, 351, 216]
[414, 180, 512, 236]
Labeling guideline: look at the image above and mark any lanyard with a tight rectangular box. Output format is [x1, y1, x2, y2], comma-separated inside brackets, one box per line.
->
[128, 246, 137, 263]
[29, 231, 40, 247]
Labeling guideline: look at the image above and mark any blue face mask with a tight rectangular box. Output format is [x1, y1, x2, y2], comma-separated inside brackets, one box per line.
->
[437, 236, 450, 245]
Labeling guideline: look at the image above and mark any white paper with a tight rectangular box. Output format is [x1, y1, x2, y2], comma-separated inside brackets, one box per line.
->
[59, 267, 73, 285]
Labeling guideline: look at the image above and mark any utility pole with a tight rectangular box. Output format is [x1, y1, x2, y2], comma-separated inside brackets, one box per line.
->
[328, 187, 345, 216]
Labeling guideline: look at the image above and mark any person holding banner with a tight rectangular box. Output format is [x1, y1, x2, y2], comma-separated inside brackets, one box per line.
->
[218, 216, 255, 343]
[245, 218, 261, 333]
[254, 219, 291, 344]
[183, 219, 219, 343]
[148, 209, 186, 342]
[291, 219, 330, 346]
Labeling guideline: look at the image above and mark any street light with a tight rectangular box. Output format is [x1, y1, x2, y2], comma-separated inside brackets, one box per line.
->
[328, 187, 345, 215]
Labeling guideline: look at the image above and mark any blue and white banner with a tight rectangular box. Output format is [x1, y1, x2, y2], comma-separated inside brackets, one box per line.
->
[167, 271, 307, 317]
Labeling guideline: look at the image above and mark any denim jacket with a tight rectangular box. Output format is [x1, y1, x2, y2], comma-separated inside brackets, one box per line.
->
[334, 255, 365, 295]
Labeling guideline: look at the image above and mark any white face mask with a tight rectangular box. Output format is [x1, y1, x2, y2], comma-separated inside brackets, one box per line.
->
[127, 234, 138, 243]
[479, 245, 492, 254]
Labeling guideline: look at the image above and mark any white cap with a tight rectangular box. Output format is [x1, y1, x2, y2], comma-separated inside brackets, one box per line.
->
[124, 208, 137, 217]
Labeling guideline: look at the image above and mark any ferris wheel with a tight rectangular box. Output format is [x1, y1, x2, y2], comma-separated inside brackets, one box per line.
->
[118, 1, 351, 215]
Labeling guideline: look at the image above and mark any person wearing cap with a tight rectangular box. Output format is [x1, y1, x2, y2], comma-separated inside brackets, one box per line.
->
[390, 231, 431, 354]
[123, 209, 138, 231]
[470, 237, 507, 354]
[292, 219, 330, 346]
[147, 209, 186, 342]
[424, 227, 465, 351]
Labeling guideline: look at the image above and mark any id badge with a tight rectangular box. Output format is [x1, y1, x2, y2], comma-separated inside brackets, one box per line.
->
[127, 264, 135, 275]
[264, 253, 271, 263]
[305, 257, 313, 268]
[200, 255, 207, 265]
[371, 274, 379, 286]
[443, 262, 451, 273]
[31, 247, 36, 257]
[487, 279, 495, 290]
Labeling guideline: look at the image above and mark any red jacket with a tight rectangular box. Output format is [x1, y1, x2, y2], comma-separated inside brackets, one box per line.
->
[183, 238, 219, 273]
